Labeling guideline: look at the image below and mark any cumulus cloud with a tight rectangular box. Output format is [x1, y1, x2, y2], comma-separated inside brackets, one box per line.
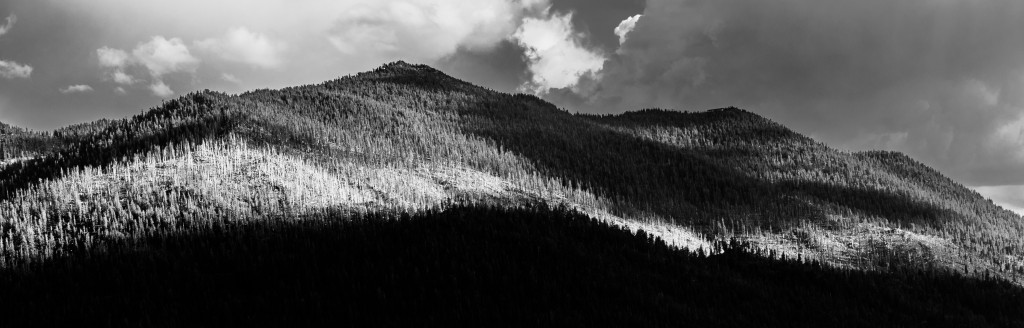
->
[62, 0, 549, 59]
[97, 47, 130, 68]
[556, 0, 1024, 187]
[110, 71, 135, 85]
[196, 27, 286, 69]
[0, 14, 31, 79]
[132, 36, 199, 77]
[513, 9, 605, 93]
[98, 36, 199, 96]
[0, 14, 15, 37]
[149, 80, 174, 98]
[69, 0, 554, 94]
[59, 84, 94, 94]
[0, 60, 32, 79]
[613, 14, 641, 45]
[97, 47, 136, 84]
[327, 0, 543, 63]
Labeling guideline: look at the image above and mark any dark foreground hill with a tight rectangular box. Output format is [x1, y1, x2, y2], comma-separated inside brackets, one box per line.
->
[1, 61, 1023, 325]
[2, 205, 1022, 327]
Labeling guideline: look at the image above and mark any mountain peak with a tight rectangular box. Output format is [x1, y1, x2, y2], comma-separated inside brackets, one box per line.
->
[335, 60, 482, 93]
[381, 60, 416, 68]
[373, 60, 440, 76]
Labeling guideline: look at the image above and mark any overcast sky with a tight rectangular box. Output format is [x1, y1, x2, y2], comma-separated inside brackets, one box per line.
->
[0, 0, 1022, 213]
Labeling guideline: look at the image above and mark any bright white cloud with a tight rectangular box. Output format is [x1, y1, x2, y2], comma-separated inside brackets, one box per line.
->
[0, 59, 32, 79]
[71, 0, 553, 94]
[614, 14, 642, 45]
[132, 36, 199, 77]
[149, 80, 174, 97]
[327, 0, 545, 62]
[96, 47, 135, 84]
[66, 0, 548, 74]
[59, 84, 94, 94]
[513, 10, 605, 93]
[0, 14, 31, 79]
[197, 27, 286, 69]
[98, 36, 199, 96]
[0, 14, 15, 37]
[97, 47, 130, 68]
[97, 47, 136, 84]
[111, 71, 136, 85]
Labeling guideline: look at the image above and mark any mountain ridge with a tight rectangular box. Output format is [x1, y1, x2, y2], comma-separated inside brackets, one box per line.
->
[0, 61, 1022, 280]
[3, 61, 1024, 324]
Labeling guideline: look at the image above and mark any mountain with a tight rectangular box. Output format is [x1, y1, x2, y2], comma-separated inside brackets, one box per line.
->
[1, 61, 1022, 325]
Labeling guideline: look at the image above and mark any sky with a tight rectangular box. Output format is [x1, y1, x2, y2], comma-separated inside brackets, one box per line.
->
[0, 0, 1022, 214]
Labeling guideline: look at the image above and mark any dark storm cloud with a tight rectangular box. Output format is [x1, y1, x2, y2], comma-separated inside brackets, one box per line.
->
[554, 0, 1024, 187]
[436, 40, 531, 93]
[548, 0, 644, 53]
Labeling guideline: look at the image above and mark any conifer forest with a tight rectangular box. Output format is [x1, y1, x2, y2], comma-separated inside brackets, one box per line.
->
[1, 62, 1023, 326]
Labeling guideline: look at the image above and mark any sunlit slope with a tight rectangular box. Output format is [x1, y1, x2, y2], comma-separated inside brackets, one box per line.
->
[0, 61, 1021, 280]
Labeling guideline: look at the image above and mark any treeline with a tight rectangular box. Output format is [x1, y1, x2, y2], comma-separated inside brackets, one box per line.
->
[0, 92, 241, 200]
[0, 121, 55, 160]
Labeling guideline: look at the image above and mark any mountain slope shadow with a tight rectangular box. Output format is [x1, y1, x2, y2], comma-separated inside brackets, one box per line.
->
[1, 205, 1021, 327]
[452, 95, 957, 230]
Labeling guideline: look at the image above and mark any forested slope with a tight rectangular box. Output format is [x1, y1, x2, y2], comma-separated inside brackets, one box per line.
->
[0, 61, 1022, 285]
[3, 205, 1021, 326]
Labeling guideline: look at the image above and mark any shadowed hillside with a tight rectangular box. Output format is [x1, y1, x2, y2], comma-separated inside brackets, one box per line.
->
[2, 205, 1021, 327]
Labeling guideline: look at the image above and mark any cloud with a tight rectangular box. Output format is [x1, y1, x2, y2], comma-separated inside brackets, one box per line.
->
[613, 14, 641, 45]
[221, 73, 241, 84]
[326, 0, 546, 63]
[556, 0, 1024, 186]
[513, 9, 605, 93]
[0, 14, 15, 37]
[0, 59, 32, 79]
[96, 47, 130, 68]
[196, 27, 286, 69]
[68, 0, 552, 95]
[0, 14, 31, 79]
[110, 71, 136, 85]
[436, 40, 531, 92]
[149, 80, 174, 97]
[59, 84, 94, 94]
[97, 47, 136, 84]
[132, 36, 199, 77]
[98, 36, 199, 96]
